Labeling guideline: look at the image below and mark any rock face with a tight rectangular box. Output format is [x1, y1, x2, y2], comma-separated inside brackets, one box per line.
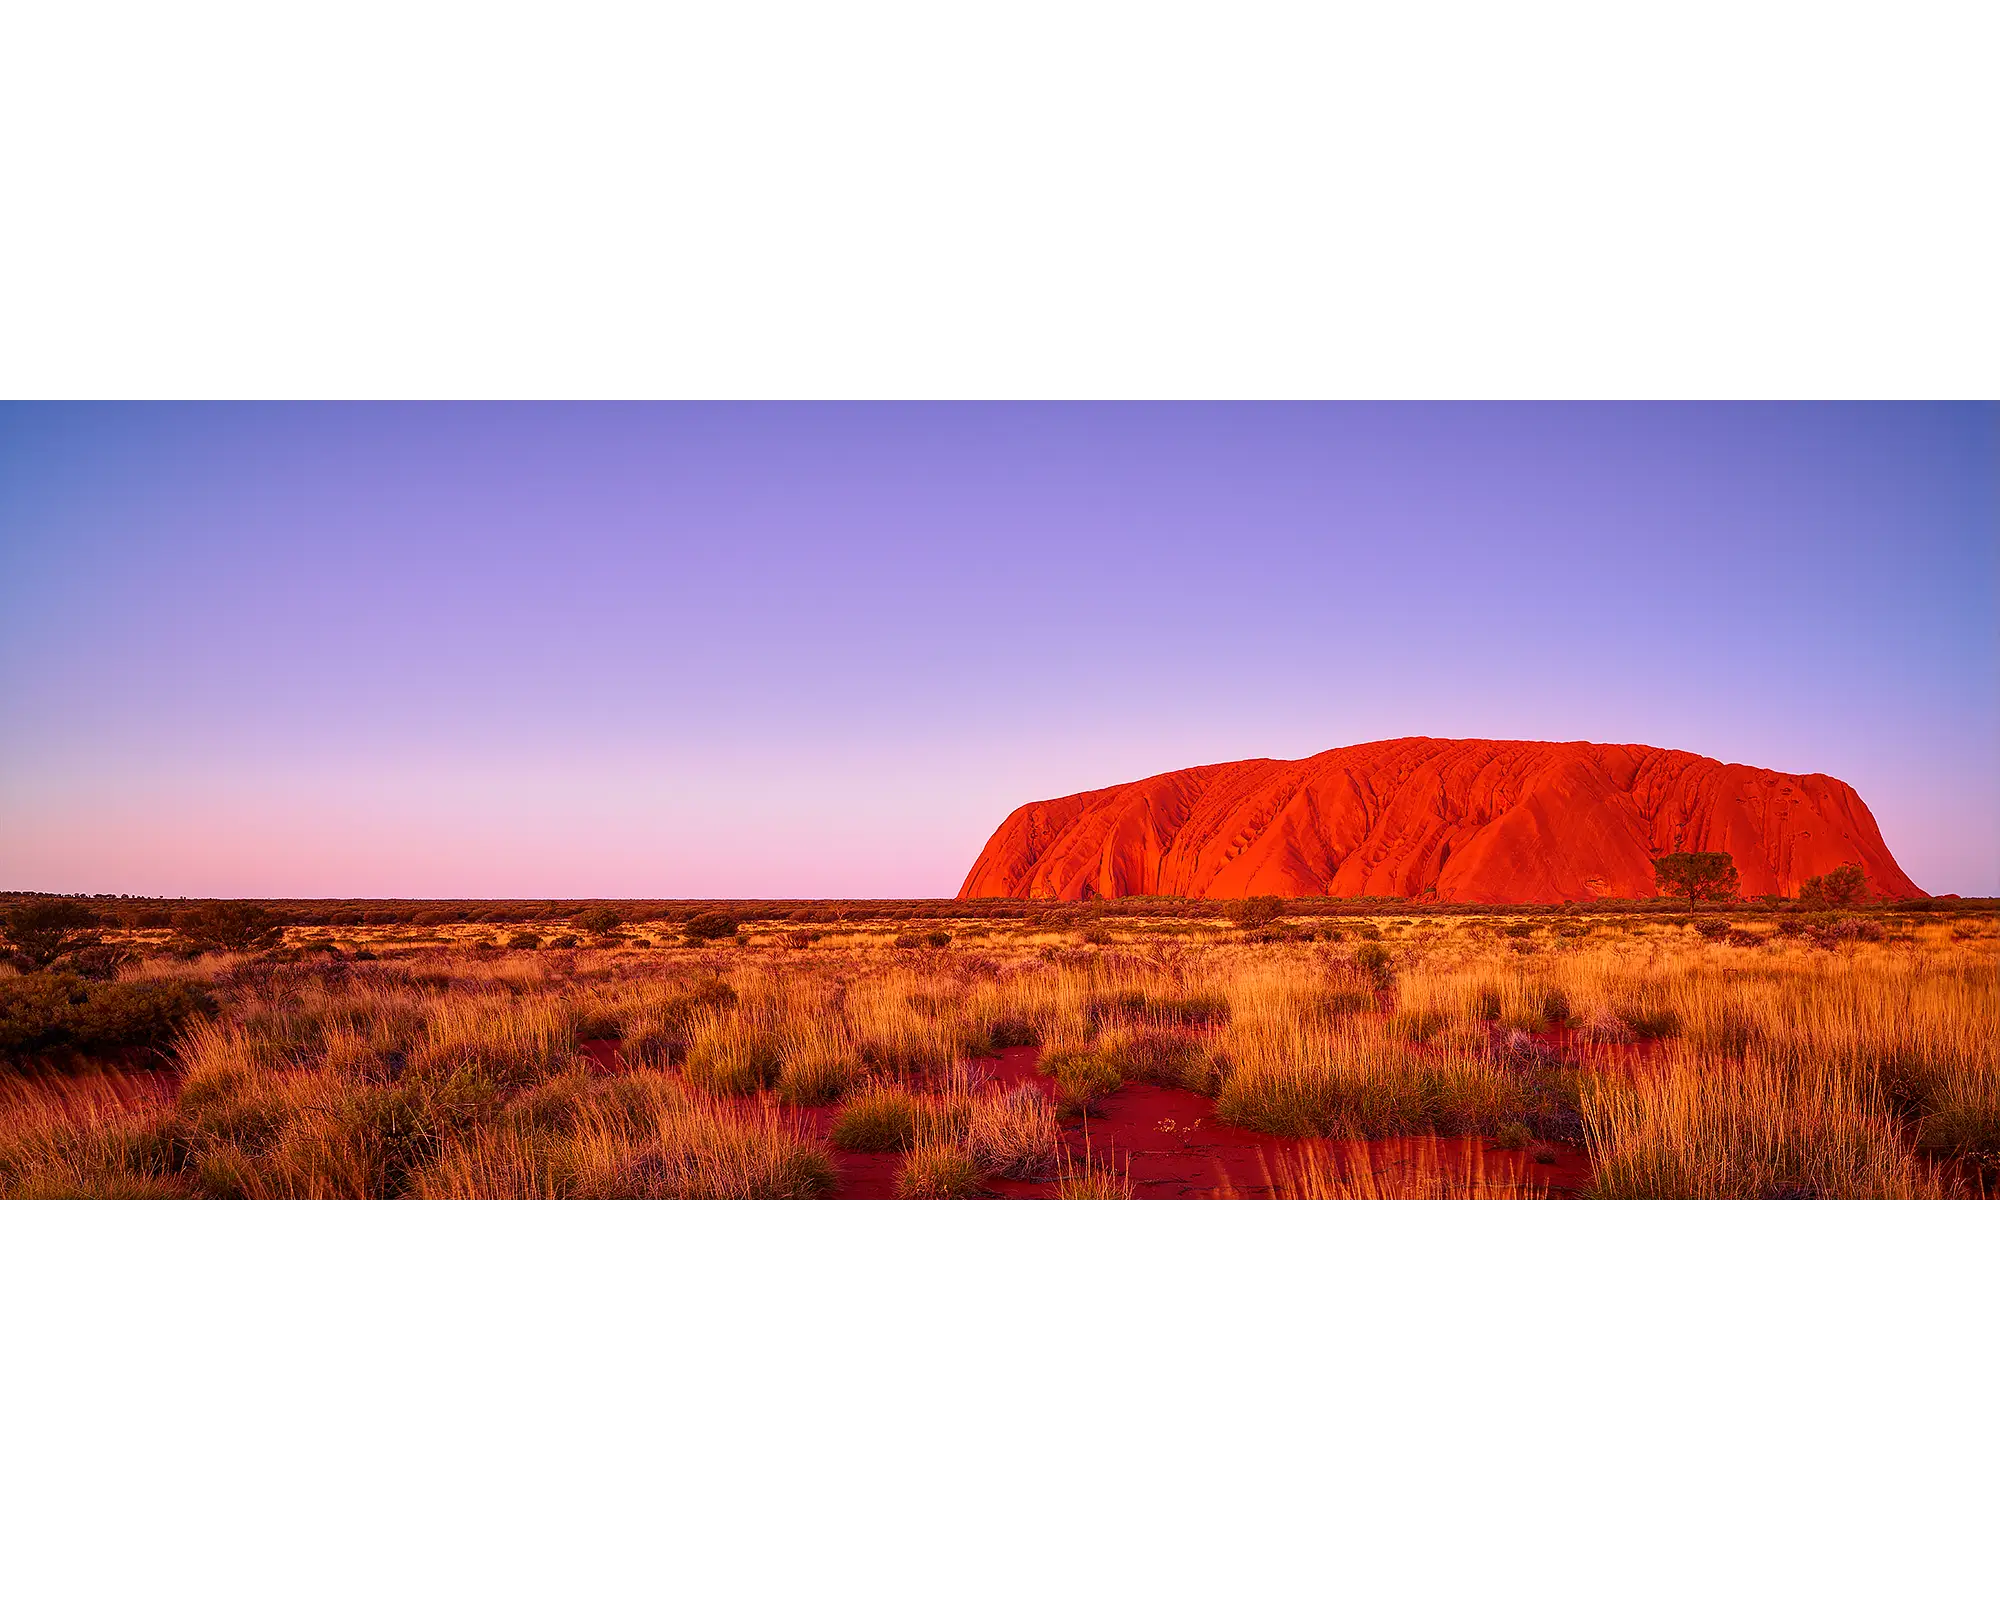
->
[957, 737, 1923, 905]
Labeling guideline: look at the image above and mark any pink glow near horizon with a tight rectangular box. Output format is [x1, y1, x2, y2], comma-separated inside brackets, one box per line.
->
[2, 403, 1992, 897]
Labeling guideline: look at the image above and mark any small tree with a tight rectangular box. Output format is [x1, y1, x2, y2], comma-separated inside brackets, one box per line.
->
[1352, 940, 1394, 985]
[573, 907, 624, 937]
[1797, 864, 1866, 910]
[2, 899, 102, 971]
[1234, 895, 1285, 929]
[683, 911, 740, 943]
[176, 901, 286, 952]
[1651, 851, 1740, 912]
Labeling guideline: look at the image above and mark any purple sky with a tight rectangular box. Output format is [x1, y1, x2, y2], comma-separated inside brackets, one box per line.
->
[2, 403, 1993, 897]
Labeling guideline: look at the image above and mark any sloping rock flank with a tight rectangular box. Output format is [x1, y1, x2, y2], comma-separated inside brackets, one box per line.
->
[957, 737, 1923, 905]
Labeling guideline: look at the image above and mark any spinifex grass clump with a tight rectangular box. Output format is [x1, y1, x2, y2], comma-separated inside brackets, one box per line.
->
[1039, 1045, 1124, 1115]
[169, 1018, 501, 1199]
[965, 1083, 1061, 1180]
[681, 1007, 782, 1095]
[1390, 960, 1570, 1035]
[1054, 1143, 1134, 1199]
[1089, 1024, 1220, 1095]
[619, 975, 738, 1066]
[1213, 1021, 1544, 1140]
[1581, 1048, 1953, 1199]
[409, 992, 576, 1088]
[0, 1072, 187, 1199]
[894, 1141, 986, 1199]
[775, 1011, 859, 1106]
[1269, 1136, 1550, 1199]
[1087, 989, 1231, 1029]
[829, 1085, 920, 1152]
[414, 1076, 837, 1199]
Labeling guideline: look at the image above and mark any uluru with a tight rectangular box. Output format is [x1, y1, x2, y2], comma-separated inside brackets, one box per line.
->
[957, 737, 1924, 905]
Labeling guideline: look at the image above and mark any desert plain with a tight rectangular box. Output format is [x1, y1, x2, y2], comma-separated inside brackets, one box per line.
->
[3, 892, 1994, 1200]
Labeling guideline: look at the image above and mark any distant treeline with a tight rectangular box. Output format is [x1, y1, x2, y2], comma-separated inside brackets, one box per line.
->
[0, 892, 1987, 928]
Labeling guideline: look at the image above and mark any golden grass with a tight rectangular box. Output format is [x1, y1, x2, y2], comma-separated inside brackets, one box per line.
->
[3, 912, 1993, 1199]
[1053, 1142, 1134, 1199]
[894, 1141, 986, 1199]
[965, 1083, 1061, 1180]
[1582, 1048, 1957, 1199]
[1268, 1136, 1549, 1199]
[412, 1077, 836, 1199]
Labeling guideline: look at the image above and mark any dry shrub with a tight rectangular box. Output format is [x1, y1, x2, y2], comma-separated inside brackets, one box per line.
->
[1574, 1009, 1636, 1045]
[1088, 989, 1230, 1029]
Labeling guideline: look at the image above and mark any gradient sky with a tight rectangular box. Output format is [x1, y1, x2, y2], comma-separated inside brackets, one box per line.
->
[2, 403, 1993, 897]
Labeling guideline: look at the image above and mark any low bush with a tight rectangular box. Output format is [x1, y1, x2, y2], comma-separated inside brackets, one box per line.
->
[683, 911, 740, 942]
[1234, 896, 1285, 929]
[1352, 941, 1394, 985]
[56, 946, 135, 980]
[0, 976, 218, 1062]
[1798, 865, 1867, 912]
[2, 899, 103, 971]
[1311, 989, 1375, 1021]
[1090, 990, 1230, 1028]
[175, 902, 286, 953]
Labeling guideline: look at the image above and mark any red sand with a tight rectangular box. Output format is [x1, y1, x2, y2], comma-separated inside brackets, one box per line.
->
[958, 735, 1923, 905]
[820, 1047, 1593, 1200]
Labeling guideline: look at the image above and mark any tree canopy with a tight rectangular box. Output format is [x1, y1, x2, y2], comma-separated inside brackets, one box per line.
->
[1, 899, 103, 971]
[1798, 864, 1867, 910]
[1652, 852, 1740, 910]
